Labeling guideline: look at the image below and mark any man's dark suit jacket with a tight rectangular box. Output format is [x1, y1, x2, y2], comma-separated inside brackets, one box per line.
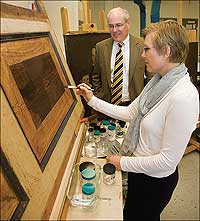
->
[92, 34, 145, 102]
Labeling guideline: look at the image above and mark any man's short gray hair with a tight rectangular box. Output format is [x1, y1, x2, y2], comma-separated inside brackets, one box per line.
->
[107, 7, 130, 22]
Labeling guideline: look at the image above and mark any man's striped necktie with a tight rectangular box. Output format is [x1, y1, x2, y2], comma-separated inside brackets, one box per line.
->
[111, 43, 123, 105]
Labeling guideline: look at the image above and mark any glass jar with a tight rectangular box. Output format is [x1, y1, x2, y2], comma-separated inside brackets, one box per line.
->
[82, 183, 95, 200]
[81, 168, 96, 180]
[107, 125, 116, 141]
[99, 128, 108, 156]
[116, 120, 126, 138]
[94, 130, 104, 158]
[103, 163, 116, 185]
[102, 119, 110, 130]
[84, 129, 97, 157]
[94, 130, 100, 143]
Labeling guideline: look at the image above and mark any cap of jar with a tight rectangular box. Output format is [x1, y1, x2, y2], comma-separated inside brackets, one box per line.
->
[81, 168, 96, 180]
[103, 163, 116, 175]
[102, 120, 110, 125]
[89, 122, 97, 128]
[94, 125, 101, 131]
[100, 128, 106, 133]
[119, 120, 126, 128]
[88, 127, 94, 133]
[82, 183, 95, 195]
[79, 161, 95, 172]
[110, 122, 116, 127]
[94, 130, 100, 136]
[108, 125, 116, 130]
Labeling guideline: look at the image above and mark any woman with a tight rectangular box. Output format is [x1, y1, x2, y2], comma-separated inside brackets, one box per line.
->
[76, 20, 199, 221]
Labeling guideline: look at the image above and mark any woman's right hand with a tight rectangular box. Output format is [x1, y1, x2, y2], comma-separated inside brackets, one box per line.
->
[76, 83, 93, 103]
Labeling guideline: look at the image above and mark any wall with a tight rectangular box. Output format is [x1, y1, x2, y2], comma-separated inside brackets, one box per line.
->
[89, 1, 199, 35]
[3, 1, 199, 58]
[43, 1, 78, 57]
[89, 0, 199, 56]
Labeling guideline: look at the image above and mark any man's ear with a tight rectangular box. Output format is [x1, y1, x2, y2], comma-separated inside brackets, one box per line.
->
[126, 18, 131, 28]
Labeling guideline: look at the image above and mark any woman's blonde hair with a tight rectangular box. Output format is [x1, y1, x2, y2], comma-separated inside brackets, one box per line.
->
[143, 20, 189, 63]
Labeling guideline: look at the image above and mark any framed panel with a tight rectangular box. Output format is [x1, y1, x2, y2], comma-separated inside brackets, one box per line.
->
[0, 32, 77, 171]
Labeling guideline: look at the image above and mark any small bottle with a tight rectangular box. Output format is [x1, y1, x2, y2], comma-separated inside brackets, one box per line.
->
[116, 120, 126, 138]
[103, 163, 116, 185]
[94, 130, 100, 142]
[86, 127, 94, 142]
[102, 120, 110, 130]
[99, 128, 108, 156]
[82, 183, 95, 200]
[97, 117, 103, 126]
[94, 130, 102, 157]
[84, 128, 96, 157]
[107, 125, 116, 141]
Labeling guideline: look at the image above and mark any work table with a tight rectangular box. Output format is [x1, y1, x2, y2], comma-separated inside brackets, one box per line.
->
[66, 158, 123, 220]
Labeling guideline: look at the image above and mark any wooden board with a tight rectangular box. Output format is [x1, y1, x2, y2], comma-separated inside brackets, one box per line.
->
[1, 33, 75, 167]
[0, 1, 84, 220]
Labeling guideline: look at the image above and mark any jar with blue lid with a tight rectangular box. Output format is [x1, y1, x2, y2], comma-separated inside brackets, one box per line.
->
[82, 183, 95, 199]
[107, 124, 116, 141]
[102, 119, 110, 129]
[81, 168, 96, 184]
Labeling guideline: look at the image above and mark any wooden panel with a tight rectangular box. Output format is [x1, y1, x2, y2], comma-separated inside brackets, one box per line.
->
[1, 1, 85, 220]
[1, 33, 77, 169]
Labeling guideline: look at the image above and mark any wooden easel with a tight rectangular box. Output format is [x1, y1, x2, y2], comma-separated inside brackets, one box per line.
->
[177, 0, 196, 42]
[61, 1, 107, 33]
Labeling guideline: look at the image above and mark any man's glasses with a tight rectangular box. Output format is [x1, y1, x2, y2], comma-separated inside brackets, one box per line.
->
[108, 22, 127, 30]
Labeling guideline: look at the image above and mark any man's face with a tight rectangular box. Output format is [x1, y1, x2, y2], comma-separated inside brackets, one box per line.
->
[108, 13, 130, 43]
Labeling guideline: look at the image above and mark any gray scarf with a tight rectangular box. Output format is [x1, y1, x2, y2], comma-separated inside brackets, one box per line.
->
[122, 63, 187, 155]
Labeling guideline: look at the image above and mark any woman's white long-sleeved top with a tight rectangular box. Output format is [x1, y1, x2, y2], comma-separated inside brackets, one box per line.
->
[88, 74, 199, 177]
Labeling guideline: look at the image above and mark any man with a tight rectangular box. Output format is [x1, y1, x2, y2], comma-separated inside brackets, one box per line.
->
[92, 7, 145, 106]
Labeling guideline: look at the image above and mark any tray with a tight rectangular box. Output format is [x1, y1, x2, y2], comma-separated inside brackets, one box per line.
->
[66, 161, 101, 208]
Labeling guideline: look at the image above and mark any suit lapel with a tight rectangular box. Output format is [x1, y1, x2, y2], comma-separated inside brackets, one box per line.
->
[104, 39, 113, 89]
[129, 35, 138, 85]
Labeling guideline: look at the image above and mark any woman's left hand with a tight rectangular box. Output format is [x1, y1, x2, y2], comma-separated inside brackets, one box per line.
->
[106, 155, 122, 170]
